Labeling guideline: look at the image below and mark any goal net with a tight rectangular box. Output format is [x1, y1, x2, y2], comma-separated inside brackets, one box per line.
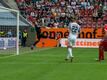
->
[0, 6, 19, 56]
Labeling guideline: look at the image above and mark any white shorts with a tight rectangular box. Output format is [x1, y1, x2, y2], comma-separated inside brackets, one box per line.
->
[68, 34, 77, 46]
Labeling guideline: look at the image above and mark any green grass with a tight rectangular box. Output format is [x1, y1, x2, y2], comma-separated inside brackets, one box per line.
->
[0, 47, 107, 80]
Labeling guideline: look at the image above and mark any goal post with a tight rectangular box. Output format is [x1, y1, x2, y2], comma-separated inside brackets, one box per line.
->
[16, 9, 19, 55]
[0, 6, 19, 55]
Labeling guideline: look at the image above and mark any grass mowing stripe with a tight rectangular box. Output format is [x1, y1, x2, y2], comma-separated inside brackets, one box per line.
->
[0, 62, 106, 65]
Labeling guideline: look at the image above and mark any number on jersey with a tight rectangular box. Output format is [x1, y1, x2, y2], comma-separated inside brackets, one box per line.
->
[71, 26, 78, 33]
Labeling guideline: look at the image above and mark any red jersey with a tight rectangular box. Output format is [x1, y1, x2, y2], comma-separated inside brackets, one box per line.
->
[104, 24, 107, 31]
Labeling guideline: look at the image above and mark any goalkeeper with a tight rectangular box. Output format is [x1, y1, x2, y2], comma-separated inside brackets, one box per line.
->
[31, 22, 42, 50]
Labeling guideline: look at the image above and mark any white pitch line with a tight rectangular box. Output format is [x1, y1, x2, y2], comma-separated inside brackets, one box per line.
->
[0, 47, 55, 59]
[0, 62, 107, 65]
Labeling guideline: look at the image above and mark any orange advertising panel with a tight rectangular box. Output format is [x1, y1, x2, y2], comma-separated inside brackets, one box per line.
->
[79, 27, 103, 38]
[36, 28, 68, 47]
[36, 27, 103, 47]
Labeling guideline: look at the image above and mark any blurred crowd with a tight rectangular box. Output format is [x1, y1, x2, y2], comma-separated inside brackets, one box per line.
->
[16, 0, 107, 28]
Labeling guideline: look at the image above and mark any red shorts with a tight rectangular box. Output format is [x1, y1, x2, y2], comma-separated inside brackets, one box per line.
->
[100, 38, 107, 51]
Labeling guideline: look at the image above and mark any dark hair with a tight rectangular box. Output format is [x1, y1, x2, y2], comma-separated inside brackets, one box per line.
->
[104, 20, 107, 24]
[70, 16, 76, 22]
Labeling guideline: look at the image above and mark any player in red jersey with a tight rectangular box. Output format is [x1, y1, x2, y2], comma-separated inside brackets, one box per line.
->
[98, 20, 107, 61]
[104, 23, 107, 35]
[104, 22, 107, 29]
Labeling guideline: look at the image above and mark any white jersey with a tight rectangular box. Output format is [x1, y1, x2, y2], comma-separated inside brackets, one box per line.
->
[67, 22, 80, 59]
[68, 22, 80, 37]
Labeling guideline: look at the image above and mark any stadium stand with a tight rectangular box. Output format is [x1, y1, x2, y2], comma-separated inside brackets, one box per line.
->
[2, 0, 19, 10]
[15, 0, 107, 28]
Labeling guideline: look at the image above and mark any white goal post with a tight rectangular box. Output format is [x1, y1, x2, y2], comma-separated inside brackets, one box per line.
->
[0, 6, 19, 55]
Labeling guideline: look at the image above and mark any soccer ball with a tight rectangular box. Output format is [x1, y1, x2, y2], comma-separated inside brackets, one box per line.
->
[3, 47, 6, 50]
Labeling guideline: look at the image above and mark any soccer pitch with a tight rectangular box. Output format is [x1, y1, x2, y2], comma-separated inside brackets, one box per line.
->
[0, 47, 107, 80]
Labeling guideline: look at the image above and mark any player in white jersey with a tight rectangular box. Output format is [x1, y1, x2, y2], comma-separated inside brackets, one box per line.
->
[65, 19, 80, 62]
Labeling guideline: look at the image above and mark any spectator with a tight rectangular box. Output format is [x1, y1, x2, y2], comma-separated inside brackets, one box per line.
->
[6, 29, 13, 37]
[19, 30, 22, 45]
[103, 2, 107, 11]
[97, 4, 103, 18]
[92, 9, 98, 22]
